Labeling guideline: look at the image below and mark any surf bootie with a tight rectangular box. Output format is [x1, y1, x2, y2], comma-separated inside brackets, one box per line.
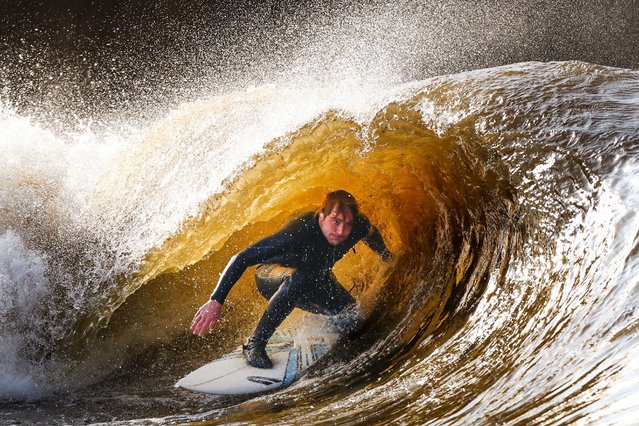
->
[242, 341, 273, 369]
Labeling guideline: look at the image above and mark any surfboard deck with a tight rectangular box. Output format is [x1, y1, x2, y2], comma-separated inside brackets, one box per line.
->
[175, 316, 340, 395]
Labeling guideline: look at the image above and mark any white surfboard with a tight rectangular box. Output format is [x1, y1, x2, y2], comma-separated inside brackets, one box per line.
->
[176, 317, 340, 395]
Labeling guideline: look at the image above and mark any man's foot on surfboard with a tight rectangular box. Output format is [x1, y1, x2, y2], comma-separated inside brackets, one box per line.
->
[242, 341, 273, 369]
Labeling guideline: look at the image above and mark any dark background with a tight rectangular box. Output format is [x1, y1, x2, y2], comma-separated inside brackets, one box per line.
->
[1, 0, 638, 124]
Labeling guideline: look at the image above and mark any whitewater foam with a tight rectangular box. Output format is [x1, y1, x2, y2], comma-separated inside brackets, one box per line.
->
[0, 231, 49, 399]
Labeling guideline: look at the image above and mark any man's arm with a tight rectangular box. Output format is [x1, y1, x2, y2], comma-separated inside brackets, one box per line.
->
[363, 225, 393, 262]
[209, 229, 296, 304]
[191, 221, 299, 337]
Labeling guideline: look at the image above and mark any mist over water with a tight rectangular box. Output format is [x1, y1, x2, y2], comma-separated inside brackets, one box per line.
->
[3, 0, 638, 123]
[1, 1, 638, 424]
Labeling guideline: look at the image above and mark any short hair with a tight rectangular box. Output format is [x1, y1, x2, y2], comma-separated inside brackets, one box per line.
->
[320, 190, 359, 218]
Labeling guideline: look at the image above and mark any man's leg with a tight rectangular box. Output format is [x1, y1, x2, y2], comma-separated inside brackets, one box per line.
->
[250, 265, 306, 347]
[245, 266, 363, 368]
[242, 265, 308, 368]
[253, 267, 359, 339]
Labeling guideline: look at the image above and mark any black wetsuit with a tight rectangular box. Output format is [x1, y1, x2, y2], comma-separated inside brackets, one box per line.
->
[210, 211, 391, 346]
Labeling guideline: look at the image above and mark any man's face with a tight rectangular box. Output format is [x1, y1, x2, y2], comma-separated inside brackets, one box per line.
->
[319, 205, 354, 245]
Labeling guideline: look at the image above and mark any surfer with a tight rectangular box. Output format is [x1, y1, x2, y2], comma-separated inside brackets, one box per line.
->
[191, 190, 393, 368]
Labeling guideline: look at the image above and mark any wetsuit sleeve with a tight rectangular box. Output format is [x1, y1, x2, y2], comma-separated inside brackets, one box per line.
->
[209, 228, 297, 304]
[363, 224, 393, 262]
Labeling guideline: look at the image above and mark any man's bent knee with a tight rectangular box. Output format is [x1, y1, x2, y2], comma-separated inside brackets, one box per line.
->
[255, 265, 295, 300]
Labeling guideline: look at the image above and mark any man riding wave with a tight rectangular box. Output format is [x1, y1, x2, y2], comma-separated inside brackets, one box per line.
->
[191, 190, 392, 368]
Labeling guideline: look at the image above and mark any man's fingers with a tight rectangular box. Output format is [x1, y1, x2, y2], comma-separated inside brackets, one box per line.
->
[199, 319, 213, 336]
[192, 315, 215, 337]
[190, 320, 199, 334]
[191, 315, 207, 336]
[190, 300, 222, 337]
[190, 312, 203, 330]
[193, 323, 205, 337]
[191, 313, 204, 329]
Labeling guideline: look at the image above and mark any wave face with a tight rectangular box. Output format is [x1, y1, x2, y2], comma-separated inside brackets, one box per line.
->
[1, 61, 638, 425]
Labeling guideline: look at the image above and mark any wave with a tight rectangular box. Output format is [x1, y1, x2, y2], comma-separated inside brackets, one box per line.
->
[1, 61, 638, 424]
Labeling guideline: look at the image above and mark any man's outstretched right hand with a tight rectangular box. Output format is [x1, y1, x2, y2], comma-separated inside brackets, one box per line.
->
[191, 299, 222, 337]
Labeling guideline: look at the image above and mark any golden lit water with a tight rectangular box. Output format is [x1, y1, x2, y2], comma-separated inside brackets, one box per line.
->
[1, 62, 638, 425]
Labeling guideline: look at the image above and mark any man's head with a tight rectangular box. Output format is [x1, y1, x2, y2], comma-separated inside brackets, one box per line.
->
[318, 190, 359, 245]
